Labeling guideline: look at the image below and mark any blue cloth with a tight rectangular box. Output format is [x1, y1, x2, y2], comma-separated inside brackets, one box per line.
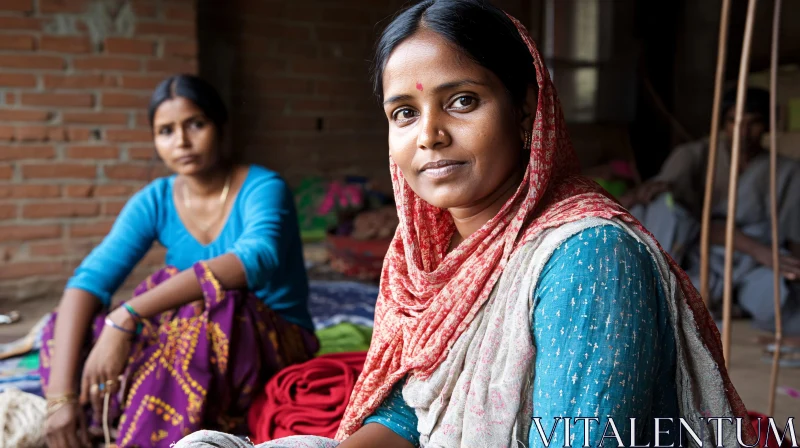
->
[308, 280, 379, 330]
[364, 225, 679, 447]
[66, 165, 313, 330]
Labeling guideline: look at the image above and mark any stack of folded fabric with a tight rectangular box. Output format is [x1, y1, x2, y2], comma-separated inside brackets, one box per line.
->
[248, 352, 367, 442]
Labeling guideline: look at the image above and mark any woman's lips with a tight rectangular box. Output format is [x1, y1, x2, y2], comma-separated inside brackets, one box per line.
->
[176, 155, 199, 165]
[420, 160, 466, 179]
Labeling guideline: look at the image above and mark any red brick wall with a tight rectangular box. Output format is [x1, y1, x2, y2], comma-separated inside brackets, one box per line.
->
[197, 0, 530, 190]
[0, 0, 197, 302]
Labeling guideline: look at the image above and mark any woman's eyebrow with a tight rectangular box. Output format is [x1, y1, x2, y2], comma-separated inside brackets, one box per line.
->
[383, 79, 485, 106]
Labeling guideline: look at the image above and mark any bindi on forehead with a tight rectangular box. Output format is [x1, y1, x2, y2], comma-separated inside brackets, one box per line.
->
[416, 82, 423, 91]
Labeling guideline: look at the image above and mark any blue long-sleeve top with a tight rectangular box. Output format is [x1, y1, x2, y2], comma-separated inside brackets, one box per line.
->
[364, 225, 680, 447]
[66, 165, 314, 330]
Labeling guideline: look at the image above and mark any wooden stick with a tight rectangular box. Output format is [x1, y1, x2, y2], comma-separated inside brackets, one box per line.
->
[700, 0, 732, 306]
[722, 0, 759, 368]
[768, 0, 783, 418]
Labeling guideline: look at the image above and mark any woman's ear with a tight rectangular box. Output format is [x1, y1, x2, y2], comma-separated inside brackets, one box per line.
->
[518, 84, 538, 138]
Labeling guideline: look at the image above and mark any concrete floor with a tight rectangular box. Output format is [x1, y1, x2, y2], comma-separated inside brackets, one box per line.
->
[2, 296, 798, 425]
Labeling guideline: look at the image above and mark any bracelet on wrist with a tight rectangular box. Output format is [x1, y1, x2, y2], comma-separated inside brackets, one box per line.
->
[104, 317, 138, 336]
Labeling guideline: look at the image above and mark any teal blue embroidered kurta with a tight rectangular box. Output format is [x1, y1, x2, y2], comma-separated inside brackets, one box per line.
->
[364, 225, 679, 447]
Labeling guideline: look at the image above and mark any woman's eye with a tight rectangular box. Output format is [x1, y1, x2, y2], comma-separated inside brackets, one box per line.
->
[451, 96, 476, 109]
[190, 119, 206, 129]
[158, 126, 172, 136]
[393, 108, 418, 122]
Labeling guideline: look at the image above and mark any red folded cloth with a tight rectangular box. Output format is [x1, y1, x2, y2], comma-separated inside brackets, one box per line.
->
[248, 352, 367, 443]
[748, 411, 790, 448]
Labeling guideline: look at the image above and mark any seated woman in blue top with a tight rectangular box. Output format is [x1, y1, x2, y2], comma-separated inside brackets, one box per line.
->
[40, 74, 318, 448]
[176, 1, 756, 447]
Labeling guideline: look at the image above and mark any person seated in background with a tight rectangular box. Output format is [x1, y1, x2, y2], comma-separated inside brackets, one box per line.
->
[621, 87, 800, 340]
[41, 74, 318, 448]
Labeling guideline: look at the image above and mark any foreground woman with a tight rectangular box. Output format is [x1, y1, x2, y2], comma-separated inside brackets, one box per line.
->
[178, 0, 755, 447]
[41, 75, 317, 448]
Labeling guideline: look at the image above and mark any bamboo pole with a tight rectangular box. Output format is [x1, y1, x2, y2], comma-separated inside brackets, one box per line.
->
[722, 0, 759, 367]
[700, 0, 732, 306]
[767, 0, 783, 418]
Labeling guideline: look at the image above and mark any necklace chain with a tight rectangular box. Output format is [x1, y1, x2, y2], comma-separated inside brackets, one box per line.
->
[181, 174, 231, 233]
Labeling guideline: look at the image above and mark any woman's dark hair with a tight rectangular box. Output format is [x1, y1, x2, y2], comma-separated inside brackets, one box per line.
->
[372, 0, 537, 107]
[147, 74, 228, 130]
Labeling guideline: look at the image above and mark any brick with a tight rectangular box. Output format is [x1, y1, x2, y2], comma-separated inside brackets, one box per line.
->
[135, 112, 149, 128]
[4, 93, 14, 105]
[0, 34, 36, 51]
[43, 74, 113, 89]
[0, 0, 34, 12]
[164, 40, 196, 58]
[136, 22, 195, 38]
[164, 5, 193, 21]
[0, 16, 41, 30]
[291, 99, 338, 112]
[40, 35, 92, 53]
[0, 164, 11, 179]
[105, 37, 155, 55]
[14, 126, 67, 142]
[29, 241, 66, 257]
[66, 145, 119, 159]
[63, 112, 128, 125]
[0, 204, 16, 219]
[73, 56, 140, 72]
[94, 185, 133, 197]
[0, 127, 14, 141]
[22, 201, 99, 219]
[106, 129, 152, 143]
[0, 74, 37, 88]
[21, 93, 93, 108]
[0, 224, 61, 243]
[0, 55, 64, 70]
[66, 128, 93, 142]
[0, 110, 51, 122]
[146, 58, 196, 74]
[69, 220, 113, 237]
[0, 262, 64, 280]
[291, 58, 357, 78]
[22, 163, 96, 179]
[120, 74, 164, 90]
[102, 92, 149, 109]
[128, 147, 155, 160]
[242, 76, 313, 95]
[103, 200, 126, 216]
[0, 146, 56, 160]
[141, 246, 166, 266]
[263, 116, 318, 132]
[0, 184, 60, 198]
[40, 0, 88, 14]
[63, 184, 93, 197]
[103, 163, 150, 180]
[315, 79, 369, 97]
[131, 0, 156, 18]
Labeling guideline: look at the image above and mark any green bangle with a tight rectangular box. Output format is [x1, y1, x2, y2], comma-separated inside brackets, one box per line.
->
[122, 303, 142, 321]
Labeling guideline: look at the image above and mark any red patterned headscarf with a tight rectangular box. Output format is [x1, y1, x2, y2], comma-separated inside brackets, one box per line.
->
[336, 13, 752, 442]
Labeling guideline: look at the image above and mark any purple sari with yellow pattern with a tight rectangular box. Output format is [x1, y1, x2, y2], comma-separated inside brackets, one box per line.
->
[39, 262, 318, 447]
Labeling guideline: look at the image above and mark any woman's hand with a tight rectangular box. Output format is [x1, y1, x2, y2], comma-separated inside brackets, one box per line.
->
[619, 181, 670, 209]
[79, 309, 134, 417]
[45, 400, 89, 448]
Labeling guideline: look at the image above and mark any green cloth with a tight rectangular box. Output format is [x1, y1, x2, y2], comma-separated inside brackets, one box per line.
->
[18, 350, 39, 370]
[315, 323, 373, 355]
